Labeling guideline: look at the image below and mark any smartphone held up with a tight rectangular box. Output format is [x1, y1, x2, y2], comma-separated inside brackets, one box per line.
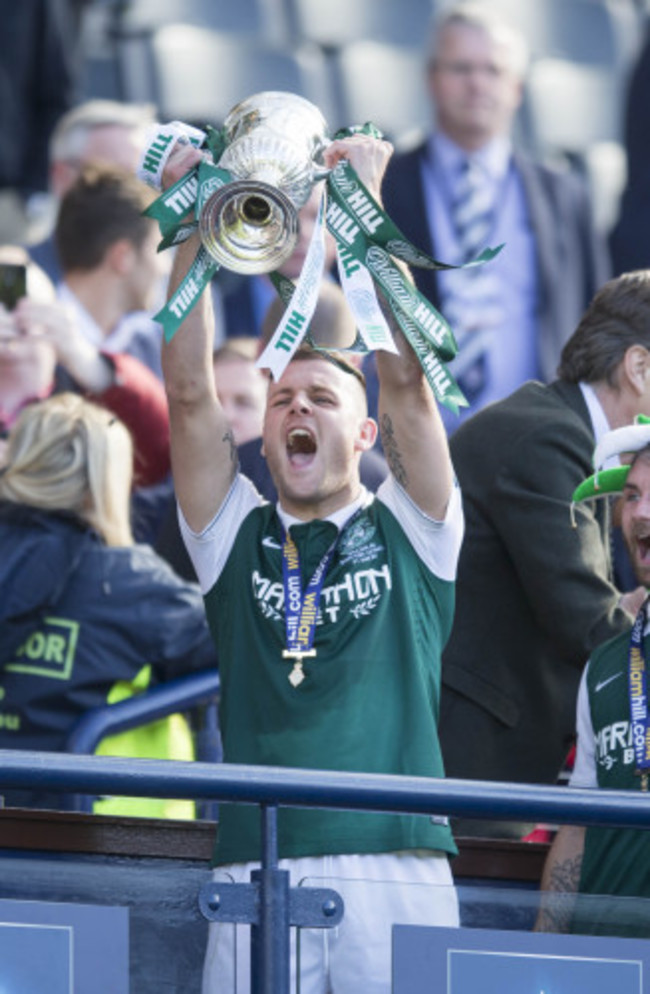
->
[0, 263, 26, 311]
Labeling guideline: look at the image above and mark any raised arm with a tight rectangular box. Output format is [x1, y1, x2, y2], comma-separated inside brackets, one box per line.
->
[375, 319, 454, 520]
[160, 147, 237, 531]
[324, 136, 454, 520]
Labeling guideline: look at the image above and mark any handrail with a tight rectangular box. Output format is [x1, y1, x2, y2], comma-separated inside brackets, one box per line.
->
[0, 751, 649, 830]
[66, 671, 221, 754]
[2, 752, 647, 992]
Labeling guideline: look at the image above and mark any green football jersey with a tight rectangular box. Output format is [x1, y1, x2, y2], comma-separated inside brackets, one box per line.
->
[204, 498, 457, 866]
[573, 629, 650, 936]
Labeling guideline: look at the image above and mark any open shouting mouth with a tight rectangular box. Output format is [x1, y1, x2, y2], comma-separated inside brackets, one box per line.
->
[286, 428, 317, 467]
[634, 532, 650, 565]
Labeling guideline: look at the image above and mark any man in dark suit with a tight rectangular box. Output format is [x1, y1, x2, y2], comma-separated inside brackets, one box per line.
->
[440, 272, 650, 835]
[382, 3, 609, 433]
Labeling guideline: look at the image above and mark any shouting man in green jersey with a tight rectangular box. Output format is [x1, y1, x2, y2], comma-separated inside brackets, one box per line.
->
[156, 130, 464, 994]
[537, 421, 650, 938]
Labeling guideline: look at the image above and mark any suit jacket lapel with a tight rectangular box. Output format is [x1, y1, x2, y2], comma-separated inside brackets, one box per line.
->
[385, 143, 440, 307]
[514, 152, 555, 326]
[401, 145, 435, 254]
[549, 378, 613, 569]
[549, 379, 593, 432]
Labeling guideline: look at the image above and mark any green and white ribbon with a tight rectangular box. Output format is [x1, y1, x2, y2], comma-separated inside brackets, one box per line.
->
[137, 120, 207, 191]
[146, 160, 232, 342]
[255, 161, 467, 408]
[146, 170, 200, 237]
[257, 186, 328, 378]
[335, 244, 398, 355]
[321, 165, 467, 409]
[145, 118, 503, 411]
[390, 302, 468, 414]
[326, 154, 502, 273]
[161, 244, 218, 340]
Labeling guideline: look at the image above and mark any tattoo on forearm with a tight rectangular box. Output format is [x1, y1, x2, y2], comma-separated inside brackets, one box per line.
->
[380, 414, 408, 488]
[537, 853, 583, 933]
[223, 427, 238, 470]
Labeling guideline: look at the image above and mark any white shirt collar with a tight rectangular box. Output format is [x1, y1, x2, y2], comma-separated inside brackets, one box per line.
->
[58, 283, 104, 349]
[277, 487, 372, 533]
[579, 382, 616, 466]
[429, 131, 512, 182]
[58, 283, 139, 354]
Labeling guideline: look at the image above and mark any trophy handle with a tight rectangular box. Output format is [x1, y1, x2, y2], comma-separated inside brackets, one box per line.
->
[312, 165, 331, 182]
[311, 136, 331, 184]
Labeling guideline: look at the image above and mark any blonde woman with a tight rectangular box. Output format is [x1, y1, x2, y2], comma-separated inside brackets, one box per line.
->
[0, 393, 218, 816]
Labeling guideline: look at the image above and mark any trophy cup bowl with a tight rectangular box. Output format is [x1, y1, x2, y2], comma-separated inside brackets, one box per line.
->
[198, 91, 330, 275]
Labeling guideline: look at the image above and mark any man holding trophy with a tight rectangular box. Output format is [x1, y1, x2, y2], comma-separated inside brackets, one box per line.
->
[145, 95, 464, 993]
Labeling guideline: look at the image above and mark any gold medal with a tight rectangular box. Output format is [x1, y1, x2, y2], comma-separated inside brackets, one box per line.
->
[282, 648, 316, 687]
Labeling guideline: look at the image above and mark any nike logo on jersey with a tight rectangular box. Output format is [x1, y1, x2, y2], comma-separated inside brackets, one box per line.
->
[595, 672, 623, 693]
[262, 536, 282, 550]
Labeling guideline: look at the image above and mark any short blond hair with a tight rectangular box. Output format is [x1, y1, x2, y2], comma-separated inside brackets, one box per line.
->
[428, 2, 529, 77]
[49, 99, 156, 164]
[0, 393, 134, 546]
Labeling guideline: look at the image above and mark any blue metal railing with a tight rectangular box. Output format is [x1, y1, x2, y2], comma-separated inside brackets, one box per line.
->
[1, 752, 649, 994]
[0, 751, 649, 830]
[65, 670, 221, 815]
[66, 670, 221, 754]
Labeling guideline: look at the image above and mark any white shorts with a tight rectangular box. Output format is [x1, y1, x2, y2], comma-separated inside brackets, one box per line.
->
[201, 849, 458, 994]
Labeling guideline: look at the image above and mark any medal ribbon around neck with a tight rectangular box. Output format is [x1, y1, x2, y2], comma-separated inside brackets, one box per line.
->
[628, 598, 650, 790]
[281, 524, 340, 687]
[145, 121, 503, 414]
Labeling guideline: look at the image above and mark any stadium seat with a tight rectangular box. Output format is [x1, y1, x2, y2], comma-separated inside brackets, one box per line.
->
[286, 0, 435, 50]
[523, 57, 627, 233]
[112, 0, 290, 46]
[117, 24, 336, 130]
[334, 40, 432, 147]
[525, 57, 623, 155]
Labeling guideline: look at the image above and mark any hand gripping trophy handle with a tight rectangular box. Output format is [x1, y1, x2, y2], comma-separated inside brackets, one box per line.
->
[198, 91, 331, 275]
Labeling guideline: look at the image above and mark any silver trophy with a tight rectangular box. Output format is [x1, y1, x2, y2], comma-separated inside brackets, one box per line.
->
[198, 91, 330, 275]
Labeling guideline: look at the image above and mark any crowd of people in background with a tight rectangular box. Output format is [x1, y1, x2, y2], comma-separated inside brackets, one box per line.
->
[2, 2, 650, 985]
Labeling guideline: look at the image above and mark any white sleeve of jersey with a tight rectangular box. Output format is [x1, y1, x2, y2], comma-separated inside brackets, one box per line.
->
[376, 475, 464, 581]
[568, 665, 598, 789]
[178, 474, 262, 594]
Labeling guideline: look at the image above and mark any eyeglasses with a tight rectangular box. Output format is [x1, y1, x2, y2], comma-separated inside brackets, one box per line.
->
[432, 60, 510, 80]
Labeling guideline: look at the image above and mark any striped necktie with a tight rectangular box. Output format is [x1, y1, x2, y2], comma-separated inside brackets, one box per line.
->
[452, 157, 494, 262]
[443, 157, 500, 405]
